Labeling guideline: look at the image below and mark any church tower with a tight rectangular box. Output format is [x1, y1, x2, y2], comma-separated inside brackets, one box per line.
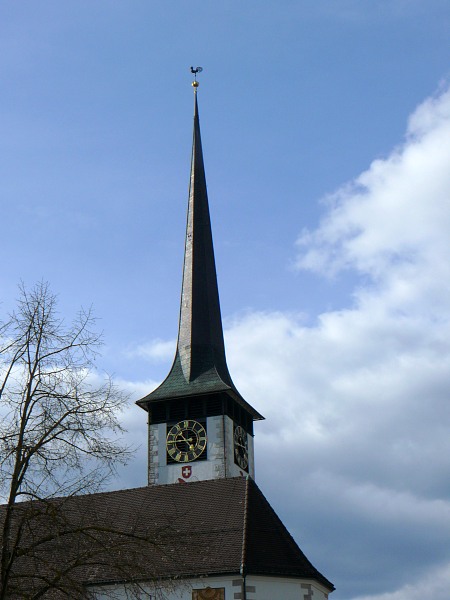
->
[137, 77, 264, 486]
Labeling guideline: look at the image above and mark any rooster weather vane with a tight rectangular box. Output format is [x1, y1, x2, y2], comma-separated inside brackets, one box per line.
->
[190, 66, 203, 88]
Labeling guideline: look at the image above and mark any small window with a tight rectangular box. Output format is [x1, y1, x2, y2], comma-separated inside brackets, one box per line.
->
[192, 588, 225, 600]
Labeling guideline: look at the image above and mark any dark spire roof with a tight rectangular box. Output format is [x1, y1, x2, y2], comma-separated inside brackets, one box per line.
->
[138, 89, 263, 420]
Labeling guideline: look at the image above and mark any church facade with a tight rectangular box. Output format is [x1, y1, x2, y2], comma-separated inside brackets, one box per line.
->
[91, 78, 334, 599]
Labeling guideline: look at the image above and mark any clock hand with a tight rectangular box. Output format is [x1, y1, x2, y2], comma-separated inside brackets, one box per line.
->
[176, 433, 195, 447]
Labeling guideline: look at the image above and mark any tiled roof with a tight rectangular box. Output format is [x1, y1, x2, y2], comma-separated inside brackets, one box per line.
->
[2, 477, 333, 595]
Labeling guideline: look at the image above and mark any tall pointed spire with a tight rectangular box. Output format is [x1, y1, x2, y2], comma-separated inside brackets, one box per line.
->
[137, 77, 262, 421]
[177, 85, 228, 382]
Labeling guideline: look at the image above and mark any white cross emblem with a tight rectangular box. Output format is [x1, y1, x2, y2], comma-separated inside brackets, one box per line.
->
[182, 466, 192, 479]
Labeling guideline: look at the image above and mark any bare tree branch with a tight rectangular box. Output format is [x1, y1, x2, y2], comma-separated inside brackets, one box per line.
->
[0, 282, 135, 599]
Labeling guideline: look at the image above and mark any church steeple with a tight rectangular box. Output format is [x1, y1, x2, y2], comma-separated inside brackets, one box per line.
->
[177, 87, 230, 385]
[138, 74, 263, 487]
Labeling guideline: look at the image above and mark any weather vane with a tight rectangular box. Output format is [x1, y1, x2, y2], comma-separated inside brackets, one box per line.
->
[190, 66, 203, 88]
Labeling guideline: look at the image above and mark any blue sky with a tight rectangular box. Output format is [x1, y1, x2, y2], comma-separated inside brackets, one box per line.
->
[1, 2, 450, 598]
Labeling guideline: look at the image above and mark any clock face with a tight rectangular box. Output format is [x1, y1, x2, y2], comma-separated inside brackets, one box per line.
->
[166, 420, 207, 463]
[234, 425, 249, 470]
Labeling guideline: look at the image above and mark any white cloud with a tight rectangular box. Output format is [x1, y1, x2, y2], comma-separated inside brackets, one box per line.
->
[352, 561, 450, 600]
[126, 339, 175, 362]
[107, 377, 160, 491]
[296, 86, 450, 310]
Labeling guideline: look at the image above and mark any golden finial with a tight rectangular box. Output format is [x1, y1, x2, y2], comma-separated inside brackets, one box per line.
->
[190, 66, 203, 88]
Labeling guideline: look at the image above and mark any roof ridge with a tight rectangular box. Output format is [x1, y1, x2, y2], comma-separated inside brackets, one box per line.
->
[26, 477, 248, 504]
[240, 475, 250, 576]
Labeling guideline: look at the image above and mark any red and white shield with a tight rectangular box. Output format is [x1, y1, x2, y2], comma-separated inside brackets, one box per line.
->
[181, 466, 192, 479]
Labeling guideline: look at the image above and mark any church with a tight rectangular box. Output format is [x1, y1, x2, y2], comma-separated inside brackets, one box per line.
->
[2, 75, 335, 600]
[94, 75, 334, 600]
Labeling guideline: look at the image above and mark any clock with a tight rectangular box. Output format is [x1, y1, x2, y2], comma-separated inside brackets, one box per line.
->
[234, 425, 249, 470]
[166, 419, 207, 463]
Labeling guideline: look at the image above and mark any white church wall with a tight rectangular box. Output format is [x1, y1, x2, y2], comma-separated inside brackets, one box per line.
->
[246, 575, 331, 599]
[90, 575, 237, 600]
[90, 574, 331, 600]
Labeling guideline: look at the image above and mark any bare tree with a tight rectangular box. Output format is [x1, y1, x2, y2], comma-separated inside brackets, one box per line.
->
[0, 282, 132, 598]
